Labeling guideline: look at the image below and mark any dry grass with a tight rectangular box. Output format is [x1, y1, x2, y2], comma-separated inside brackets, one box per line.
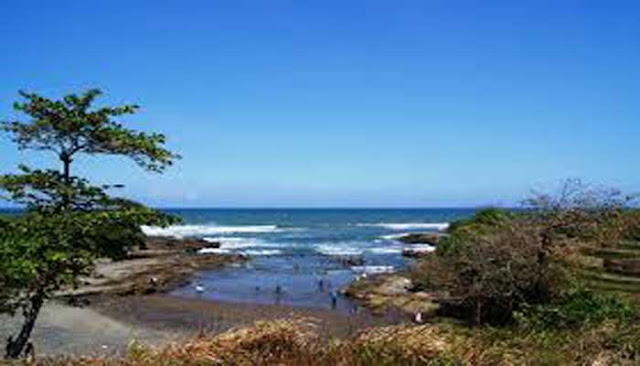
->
[4, 316, 638, 365]
[17, 318, 459, 366]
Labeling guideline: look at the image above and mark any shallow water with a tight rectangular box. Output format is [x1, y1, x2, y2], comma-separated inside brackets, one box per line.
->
[146, 208, 476, 311]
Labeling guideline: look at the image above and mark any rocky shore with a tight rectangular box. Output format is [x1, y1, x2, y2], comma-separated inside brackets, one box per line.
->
[397, 232, 440, 258]
[60, 236, 247, 299]
[2, 236, 400, 357]
[343, 273, 440, 319]
[3, 233, 445, 357]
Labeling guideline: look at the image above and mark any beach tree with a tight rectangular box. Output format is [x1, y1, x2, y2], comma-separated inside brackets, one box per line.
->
[0, 89, 179, 358]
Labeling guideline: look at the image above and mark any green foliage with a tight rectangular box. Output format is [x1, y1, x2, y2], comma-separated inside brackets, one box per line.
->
[514, 288, 634, 330]
[438, 208, 514, 256]
[2, 89, 179, 173]
[0, 89, 180, 358]
[413, 221, 570, 324]
[0, 165, 114, 213]
[446, 208, 512, 236]
[413, 181, 639, 327]
[623, 209, 640, 241]
[524, 179, 635, 248]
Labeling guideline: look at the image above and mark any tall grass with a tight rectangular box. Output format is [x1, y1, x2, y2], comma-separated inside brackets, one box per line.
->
[22, 315, 640, 366]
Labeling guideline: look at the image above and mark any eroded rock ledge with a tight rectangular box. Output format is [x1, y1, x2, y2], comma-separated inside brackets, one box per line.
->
[60, 236, 246, 299]
[343, 273, 440, 318]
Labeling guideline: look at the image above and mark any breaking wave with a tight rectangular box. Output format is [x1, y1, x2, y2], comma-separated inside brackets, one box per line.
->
[367, 247, 403, 254]
[351, 265, 395, 274]
[359, 222, 449, 231]
[315, 243, 364, 256]
[241, 249, 282, 256]
[141, 224, 281, 238]
[197, 247, 232, 255]
[405, 244, 436, 253]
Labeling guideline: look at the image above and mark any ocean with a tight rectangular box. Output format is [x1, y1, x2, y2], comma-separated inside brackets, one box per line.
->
[142, 208, 477, 311]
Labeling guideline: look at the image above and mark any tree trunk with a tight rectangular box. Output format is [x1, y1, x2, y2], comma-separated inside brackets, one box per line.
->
[5, 292, 44, 359]
[63, 158, 70, 183]
[60, 153, 72, 209]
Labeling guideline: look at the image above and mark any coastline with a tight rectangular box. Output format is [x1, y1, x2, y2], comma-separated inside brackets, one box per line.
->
[0, 236, 402, 357]
[59, 236, 247, 299]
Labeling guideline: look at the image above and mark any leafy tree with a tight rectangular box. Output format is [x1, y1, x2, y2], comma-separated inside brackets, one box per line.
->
[0, 89, 179, 358]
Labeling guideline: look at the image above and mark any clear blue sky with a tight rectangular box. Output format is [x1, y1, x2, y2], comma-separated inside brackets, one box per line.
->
[1, 1, 639, 207]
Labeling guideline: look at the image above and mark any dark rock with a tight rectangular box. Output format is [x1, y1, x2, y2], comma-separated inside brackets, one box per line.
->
[144, 236, 216, 250]
[396, 233, 440, 245]
[340, 256, 366, 267]
[196, 240, 220, 249]
[402, 247, 435, 258]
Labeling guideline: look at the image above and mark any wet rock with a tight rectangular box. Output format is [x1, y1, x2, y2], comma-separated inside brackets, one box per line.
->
[402, 246, 436, 258]
[339, 256, 366, 267]
[344, 274, 440, 318]
[376, 276, 412, 295]
[145, 237, 217, 251]
[396, 233, 440, 245]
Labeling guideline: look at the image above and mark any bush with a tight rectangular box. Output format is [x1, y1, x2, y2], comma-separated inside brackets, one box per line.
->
[415, 182, 638, 326]
[623, 209, 640, 241]
[514, 288, 635, 330]
[524, 179, 635, 248]
[446, 208, 512, 236]
[413, 221, 570, 325]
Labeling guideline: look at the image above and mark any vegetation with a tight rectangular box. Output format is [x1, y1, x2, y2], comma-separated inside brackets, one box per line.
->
[32, 180, 632, 366]
[26, 315, 640, 365]
[1, 93, 638, 364]
[412, 180, 639, 325]
[0, 89, 179, 359]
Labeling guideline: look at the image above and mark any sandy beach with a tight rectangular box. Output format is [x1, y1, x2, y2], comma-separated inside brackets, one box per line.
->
[0, 293, 397, 357]
[0, 236, 399, 357]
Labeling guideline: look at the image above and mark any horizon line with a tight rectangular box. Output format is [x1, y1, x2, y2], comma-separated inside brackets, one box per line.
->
[0, 205, 517, 210]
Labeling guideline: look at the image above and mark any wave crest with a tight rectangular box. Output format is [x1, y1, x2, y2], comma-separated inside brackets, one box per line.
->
[141, 224, 281, 238]
[351, 265, 395, 274]
[359, 222, 449, 231]
[315, 243, 364, 257]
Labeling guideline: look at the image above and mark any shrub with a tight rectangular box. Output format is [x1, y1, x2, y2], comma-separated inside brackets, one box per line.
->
[413, 221, 570, 324]
[415, 182, 638, 326]
[623, 209, 640, 241]
[446, 208, 512, 236]
[524, 179, 635, 248]
[514, 288, 635, 330]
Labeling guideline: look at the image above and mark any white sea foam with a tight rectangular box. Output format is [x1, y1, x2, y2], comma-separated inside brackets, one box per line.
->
[197, 247, 232, 255]
[380, 233, 410, 240]
[405, 245, 436, 253]
[241, 249, 282, 256]
[204, 237, 289, 250]
[359, 223, 449, 231]
[351, 265, 395, 274]
[368, 247, 403, 254]
[315, 244, 363, 257]
[141, 224, 281, 238]
[204, 237, 260, 249]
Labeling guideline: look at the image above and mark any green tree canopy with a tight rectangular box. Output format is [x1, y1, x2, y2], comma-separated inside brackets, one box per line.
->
[3, 89, 178, 174]
[0, 89, 180, 358]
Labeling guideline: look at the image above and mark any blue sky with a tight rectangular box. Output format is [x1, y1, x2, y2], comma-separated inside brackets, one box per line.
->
[1, 1, 639, 207]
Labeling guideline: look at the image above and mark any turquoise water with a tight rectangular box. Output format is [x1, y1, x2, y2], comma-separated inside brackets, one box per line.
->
[146, 208, 476, 310]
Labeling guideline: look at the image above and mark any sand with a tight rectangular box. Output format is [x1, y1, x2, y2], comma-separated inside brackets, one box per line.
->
[0, 237, 401, 357]
[0, 301, 179, 357]
[0, 294, 398, 357]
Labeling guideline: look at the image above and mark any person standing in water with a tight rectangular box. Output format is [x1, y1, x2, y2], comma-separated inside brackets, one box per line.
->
[330, 291, 338, 309]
